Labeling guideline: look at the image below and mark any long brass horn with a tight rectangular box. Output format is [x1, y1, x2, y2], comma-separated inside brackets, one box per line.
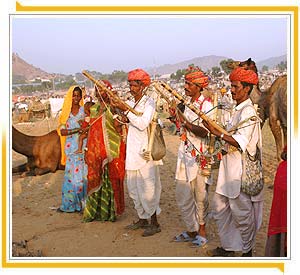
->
[82, 70, 142, 116]
[154, 81, 229, 135]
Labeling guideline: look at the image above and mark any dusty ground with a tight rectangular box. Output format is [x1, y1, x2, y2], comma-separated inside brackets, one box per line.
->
[11, 117, 278, 258]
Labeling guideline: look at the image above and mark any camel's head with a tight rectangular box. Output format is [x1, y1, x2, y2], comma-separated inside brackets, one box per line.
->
[227, 58, 258, 75]
[226, 60, 241, 70]
[239, 58, 258, 74]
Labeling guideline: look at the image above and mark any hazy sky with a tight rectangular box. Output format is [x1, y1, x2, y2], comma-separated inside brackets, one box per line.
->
[12, 16, 288, 74]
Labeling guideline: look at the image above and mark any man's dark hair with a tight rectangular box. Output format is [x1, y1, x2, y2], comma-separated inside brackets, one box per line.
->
[129, 80, 144, 86]
[185, 80, 203, 91]
[240, 81, 254, 95]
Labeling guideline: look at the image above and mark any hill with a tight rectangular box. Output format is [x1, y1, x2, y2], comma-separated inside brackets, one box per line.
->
[12, 53, 287, 82]
[12, 53, 54, 82]
[147, 55, 228, 75]
[256, 54, 287, 70]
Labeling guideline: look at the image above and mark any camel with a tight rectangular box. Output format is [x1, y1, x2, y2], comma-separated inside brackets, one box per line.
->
[12, 126, 64, 176]
[226, 58, 287, 161]
[258, 75, 287, 161]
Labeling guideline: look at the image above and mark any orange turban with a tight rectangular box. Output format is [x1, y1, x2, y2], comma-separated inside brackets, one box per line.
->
[184, 65, 209, 88]
[229, 67, 259, 85]
[128, 68, 151, 87]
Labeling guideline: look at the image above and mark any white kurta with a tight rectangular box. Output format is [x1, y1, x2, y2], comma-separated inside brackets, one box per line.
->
[125, 95, 162, 219]
[214, 98, 263, 253]
[216, 98, 262, 199]
[175, 94, 213, 231]
[126, 95, 155, 170]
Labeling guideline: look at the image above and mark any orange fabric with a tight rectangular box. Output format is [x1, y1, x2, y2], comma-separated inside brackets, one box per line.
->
[85, 115, 107, 194]
[57, 85, 85, 165]
[229, 67, 259, 85]
[220, 87, 227, 94]
[128, 68, 151, 86]
[185, 65, 209, 88]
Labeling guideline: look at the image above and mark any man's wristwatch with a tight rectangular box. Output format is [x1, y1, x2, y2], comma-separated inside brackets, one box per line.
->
[220, 133, 224, 140]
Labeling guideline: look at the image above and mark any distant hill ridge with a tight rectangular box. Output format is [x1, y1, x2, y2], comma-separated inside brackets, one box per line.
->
[256, 54, 287, 70]
[12, 52, 287, 80]
[12, 53, 54, 81]
[147, 55, 228, 75]
[147, 54, 287, 75]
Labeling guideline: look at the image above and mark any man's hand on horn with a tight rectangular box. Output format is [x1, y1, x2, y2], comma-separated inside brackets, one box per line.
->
[110, 97, 128, 112]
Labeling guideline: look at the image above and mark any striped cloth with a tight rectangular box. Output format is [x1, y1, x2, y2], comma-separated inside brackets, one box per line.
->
[83, 106, 125, 222]
[83, 165, 116, 222]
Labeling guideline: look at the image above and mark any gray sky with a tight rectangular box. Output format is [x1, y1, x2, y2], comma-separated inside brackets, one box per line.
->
[12, 16, 287, 74]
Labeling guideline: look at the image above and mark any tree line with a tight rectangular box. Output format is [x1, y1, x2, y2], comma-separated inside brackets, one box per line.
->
[13, 59, 287, 95]
[170, 59, 287, 81]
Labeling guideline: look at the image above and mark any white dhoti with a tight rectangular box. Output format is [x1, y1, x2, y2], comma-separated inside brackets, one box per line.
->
[126, 161, 161, 219]
[213, 192, 263, 253]
[175, 172, 209, 232]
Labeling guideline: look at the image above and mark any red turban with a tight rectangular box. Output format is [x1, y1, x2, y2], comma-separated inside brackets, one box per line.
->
[102, 79, 113, 90]
[229, 67, 259, 85]
[128, 68, 151, 87]
[184, 65, 209, 88]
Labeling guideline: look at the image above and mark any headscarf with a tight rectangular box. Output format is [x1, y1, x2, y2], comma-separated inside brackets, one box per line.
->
[184, 65, 209, 88]
[94, 79, 113, 105]
[57, 85, 85, 165]
[127, 68, 151, 87]
[101, 79, 113, 90]
[229, 67, 259, 85]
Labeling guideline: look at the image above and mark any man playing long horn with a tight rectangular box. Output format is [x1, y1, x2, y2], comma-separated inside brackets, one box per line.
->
[111, 68, 162, 237]
[172, 65, 213, 247]
[203, 67, 263, 257]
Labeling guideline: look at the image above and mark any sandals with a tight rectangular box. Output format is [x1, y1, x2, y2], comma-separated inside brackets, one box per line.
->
[190, 235, 208, 248]
[173, 231, 194, 242]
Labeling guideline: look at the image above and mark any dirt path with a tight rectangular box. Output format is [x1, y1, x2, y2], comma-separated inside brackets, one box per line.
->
[11, 120, 277, 257]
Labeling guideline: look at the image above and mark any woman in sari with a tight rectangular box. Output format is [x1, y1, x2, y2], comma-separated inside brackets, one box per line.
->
[57, 85, 87, 213]
[83, 80, 126, 222]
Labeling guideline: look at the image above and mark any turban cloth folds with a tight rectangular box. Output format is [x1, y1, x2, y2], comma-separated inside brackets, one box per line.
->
[184, 65, 209, 88]
[229, 67, 259, 85]
[128, 68, 151, 87]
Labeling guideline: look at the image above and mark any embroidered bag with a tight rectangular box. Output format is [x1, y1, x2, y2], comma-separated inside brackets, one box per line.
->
[240, 104, 264, 196]
[241, 146, 264, 196]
